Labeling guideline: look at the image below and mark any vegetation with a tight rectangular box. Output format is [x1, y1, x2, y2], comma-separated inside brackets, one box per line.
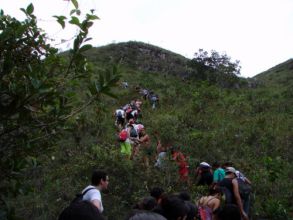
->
[1, 2, 293, 220]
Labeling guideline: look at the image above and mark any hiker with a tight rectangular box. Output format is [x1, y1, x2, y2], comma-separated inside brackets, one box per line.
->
[178, 191, 197, 220]
[141, 89, 149, 100]
[119, 128, 132, 159]
[218, 167, 249, 220]
[236, 170, 252, 216]
[132, 196, 157, 211]
[160, 195, 189, 220]
[195, 162, 213, 186]
[126, 121, 139, 160]
[114, 108, 125, 130]
[149, 93, 159, 110]
[81, 170, 109, 213]
[154, 137, 167, 169]
[122, 81, 129, 88]
[137, 128, 152, 168]
[150, 187, 165, 205]
[131, 123, 144, 159]
[197, 188, 222, 220]
[171, 147, 190, 184]
[212, 161, 225, 188]
[126, 210, 167, 220]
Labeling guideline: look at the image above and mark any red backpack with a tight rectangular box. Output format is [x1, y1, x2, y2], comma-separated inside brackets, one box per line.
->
[118, 130, 128, 142]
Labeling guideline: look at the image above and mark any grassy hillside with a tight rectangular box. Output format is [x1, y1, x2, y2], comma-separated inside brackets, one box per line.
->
[254, 59, 293, 88]
[3, 42, 293, 220]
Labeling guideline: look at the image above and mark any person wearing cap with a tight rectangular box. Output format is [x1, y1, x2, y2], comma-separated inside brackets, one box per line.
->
[195, 162, 213, 186]
[218, 167, 249, 220]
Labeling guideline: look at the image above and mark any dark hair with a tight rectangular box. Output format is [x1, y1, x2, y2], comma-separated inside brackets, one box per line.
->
[212, 161, 221, 168]
[126, 210, 166, 220]
[150, 187, 165, 200]
[209, 187, 222, 196]
[138, 196, 157, 211]
[223, 162, 233, 168]
[178, 191, 191, 201]
[59, 201, 104, 220]
[91, 170, 107, 186]
[161, 195, 188, 220]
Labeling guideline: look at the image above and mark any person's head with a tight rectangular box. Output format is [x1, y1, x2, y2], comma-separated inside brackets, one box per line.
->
[59, 201, 105, 220]
[208, 187, 222, 198]
[216, 204, 241, 220]
[150, 187, 165, 202]
[178, 191, 191, 201]
[225, 167, 236, 177]
[222, 162, 233, 169]
[91, 170, 109, 190]
[212, 161, 221, 169]
[139, 196, 157, 211]
[126, 210, 167, 220]
[161, 195, 188, 220]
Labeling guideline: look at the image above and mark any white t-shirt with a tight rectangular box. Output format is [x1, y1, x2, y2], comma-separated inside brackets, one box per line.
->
[82, 185, 103, 212]
[116, 109, 125, 118]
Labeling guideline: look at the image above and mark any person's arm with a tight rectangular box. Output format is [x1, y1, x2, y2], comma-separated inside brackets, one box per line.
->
[91, 199, 102, 212]
[244, 177, 252, 185]
[232, 179, 249, 220]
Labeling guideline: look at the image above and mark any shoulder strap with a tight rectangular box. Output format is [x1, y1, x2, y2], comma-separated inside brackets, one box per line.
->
[82, 187, 96, 196]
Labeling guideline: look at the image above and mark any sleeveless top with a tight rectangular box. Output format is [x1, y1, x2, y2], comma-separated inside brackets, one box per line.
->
[198, 197, 218, 220]
[219, 178, 236, 204]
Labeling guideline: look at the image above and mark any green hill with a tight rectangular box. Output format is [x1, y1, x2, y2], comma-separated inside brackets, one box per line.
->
[86, 41, 190, 77]
[2, 39, 293, 220]
[254, 58, 293, 88]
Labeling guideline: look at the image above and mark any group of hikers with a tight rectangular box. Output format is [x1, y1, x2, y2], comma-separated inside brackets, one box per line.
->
[59, 84, 252, 220]
[59, 166, 252, 220]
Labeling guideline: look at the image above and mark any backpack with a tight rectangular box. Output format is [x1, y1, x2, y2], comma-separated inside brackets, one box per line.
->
[237, 178, 252, 199]
[129, 126, 138, 138]
[219, 186, 233, 204]
[70, 187, 95, 205]
[118, 130, 128, 142]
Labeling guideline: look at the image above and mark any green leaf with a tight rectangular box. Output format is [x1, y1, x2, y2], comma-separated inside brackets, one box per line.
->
[26, 3, 34, 15]
[71, 0, 79, 9]
[70, 9, 81, 16]
[86, 14, 99, 20]
[0, 9, 4, 17]
[53, 16, 67, 29]
[79, 44, 92, 52]
[69, 16, 80, 26]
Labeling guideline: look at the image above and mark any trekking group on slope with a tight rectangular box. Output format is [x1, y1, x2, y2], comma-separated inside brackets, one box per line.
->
[59, 84, 252, 220]
[59, 167, 251, 220]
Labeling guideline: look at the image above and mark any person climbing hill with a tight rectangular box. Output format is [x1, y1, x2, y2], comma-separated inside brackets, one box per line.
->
[137, 128, 152, 168]
[114, 107, 125, 130]
[197, 188, 222, 220]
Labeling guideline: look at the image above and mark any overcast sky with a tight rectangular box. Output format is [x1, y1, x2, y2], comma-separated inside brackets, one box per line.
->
[1, 0, 292, 77]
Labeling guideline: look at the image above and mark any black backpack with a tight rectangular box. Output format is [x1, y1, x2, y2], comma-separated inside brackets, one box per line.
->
[59, 187, 100, 220]
[219, 186, 233, 204]
[130, 126, 138, 138]
[237, 178, 252, 199]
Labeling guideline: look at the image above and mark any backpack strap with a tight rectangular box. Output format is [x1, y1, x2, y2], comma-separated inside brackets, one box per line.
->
[82, 187, 96, 196]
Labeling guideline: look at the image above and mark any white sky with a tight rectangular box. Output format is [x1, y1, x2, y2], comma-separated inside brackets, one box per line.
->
[1, 0, 292, 77]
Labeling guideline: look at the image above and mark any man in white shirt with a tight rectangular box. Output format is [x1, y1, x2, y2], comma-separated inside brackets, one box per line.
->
[82, 170, 109, 213]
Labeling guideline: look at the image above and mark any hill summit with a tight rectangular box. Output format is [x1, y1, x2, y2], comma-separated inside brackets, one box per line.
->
[87, 41, 190, 77]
